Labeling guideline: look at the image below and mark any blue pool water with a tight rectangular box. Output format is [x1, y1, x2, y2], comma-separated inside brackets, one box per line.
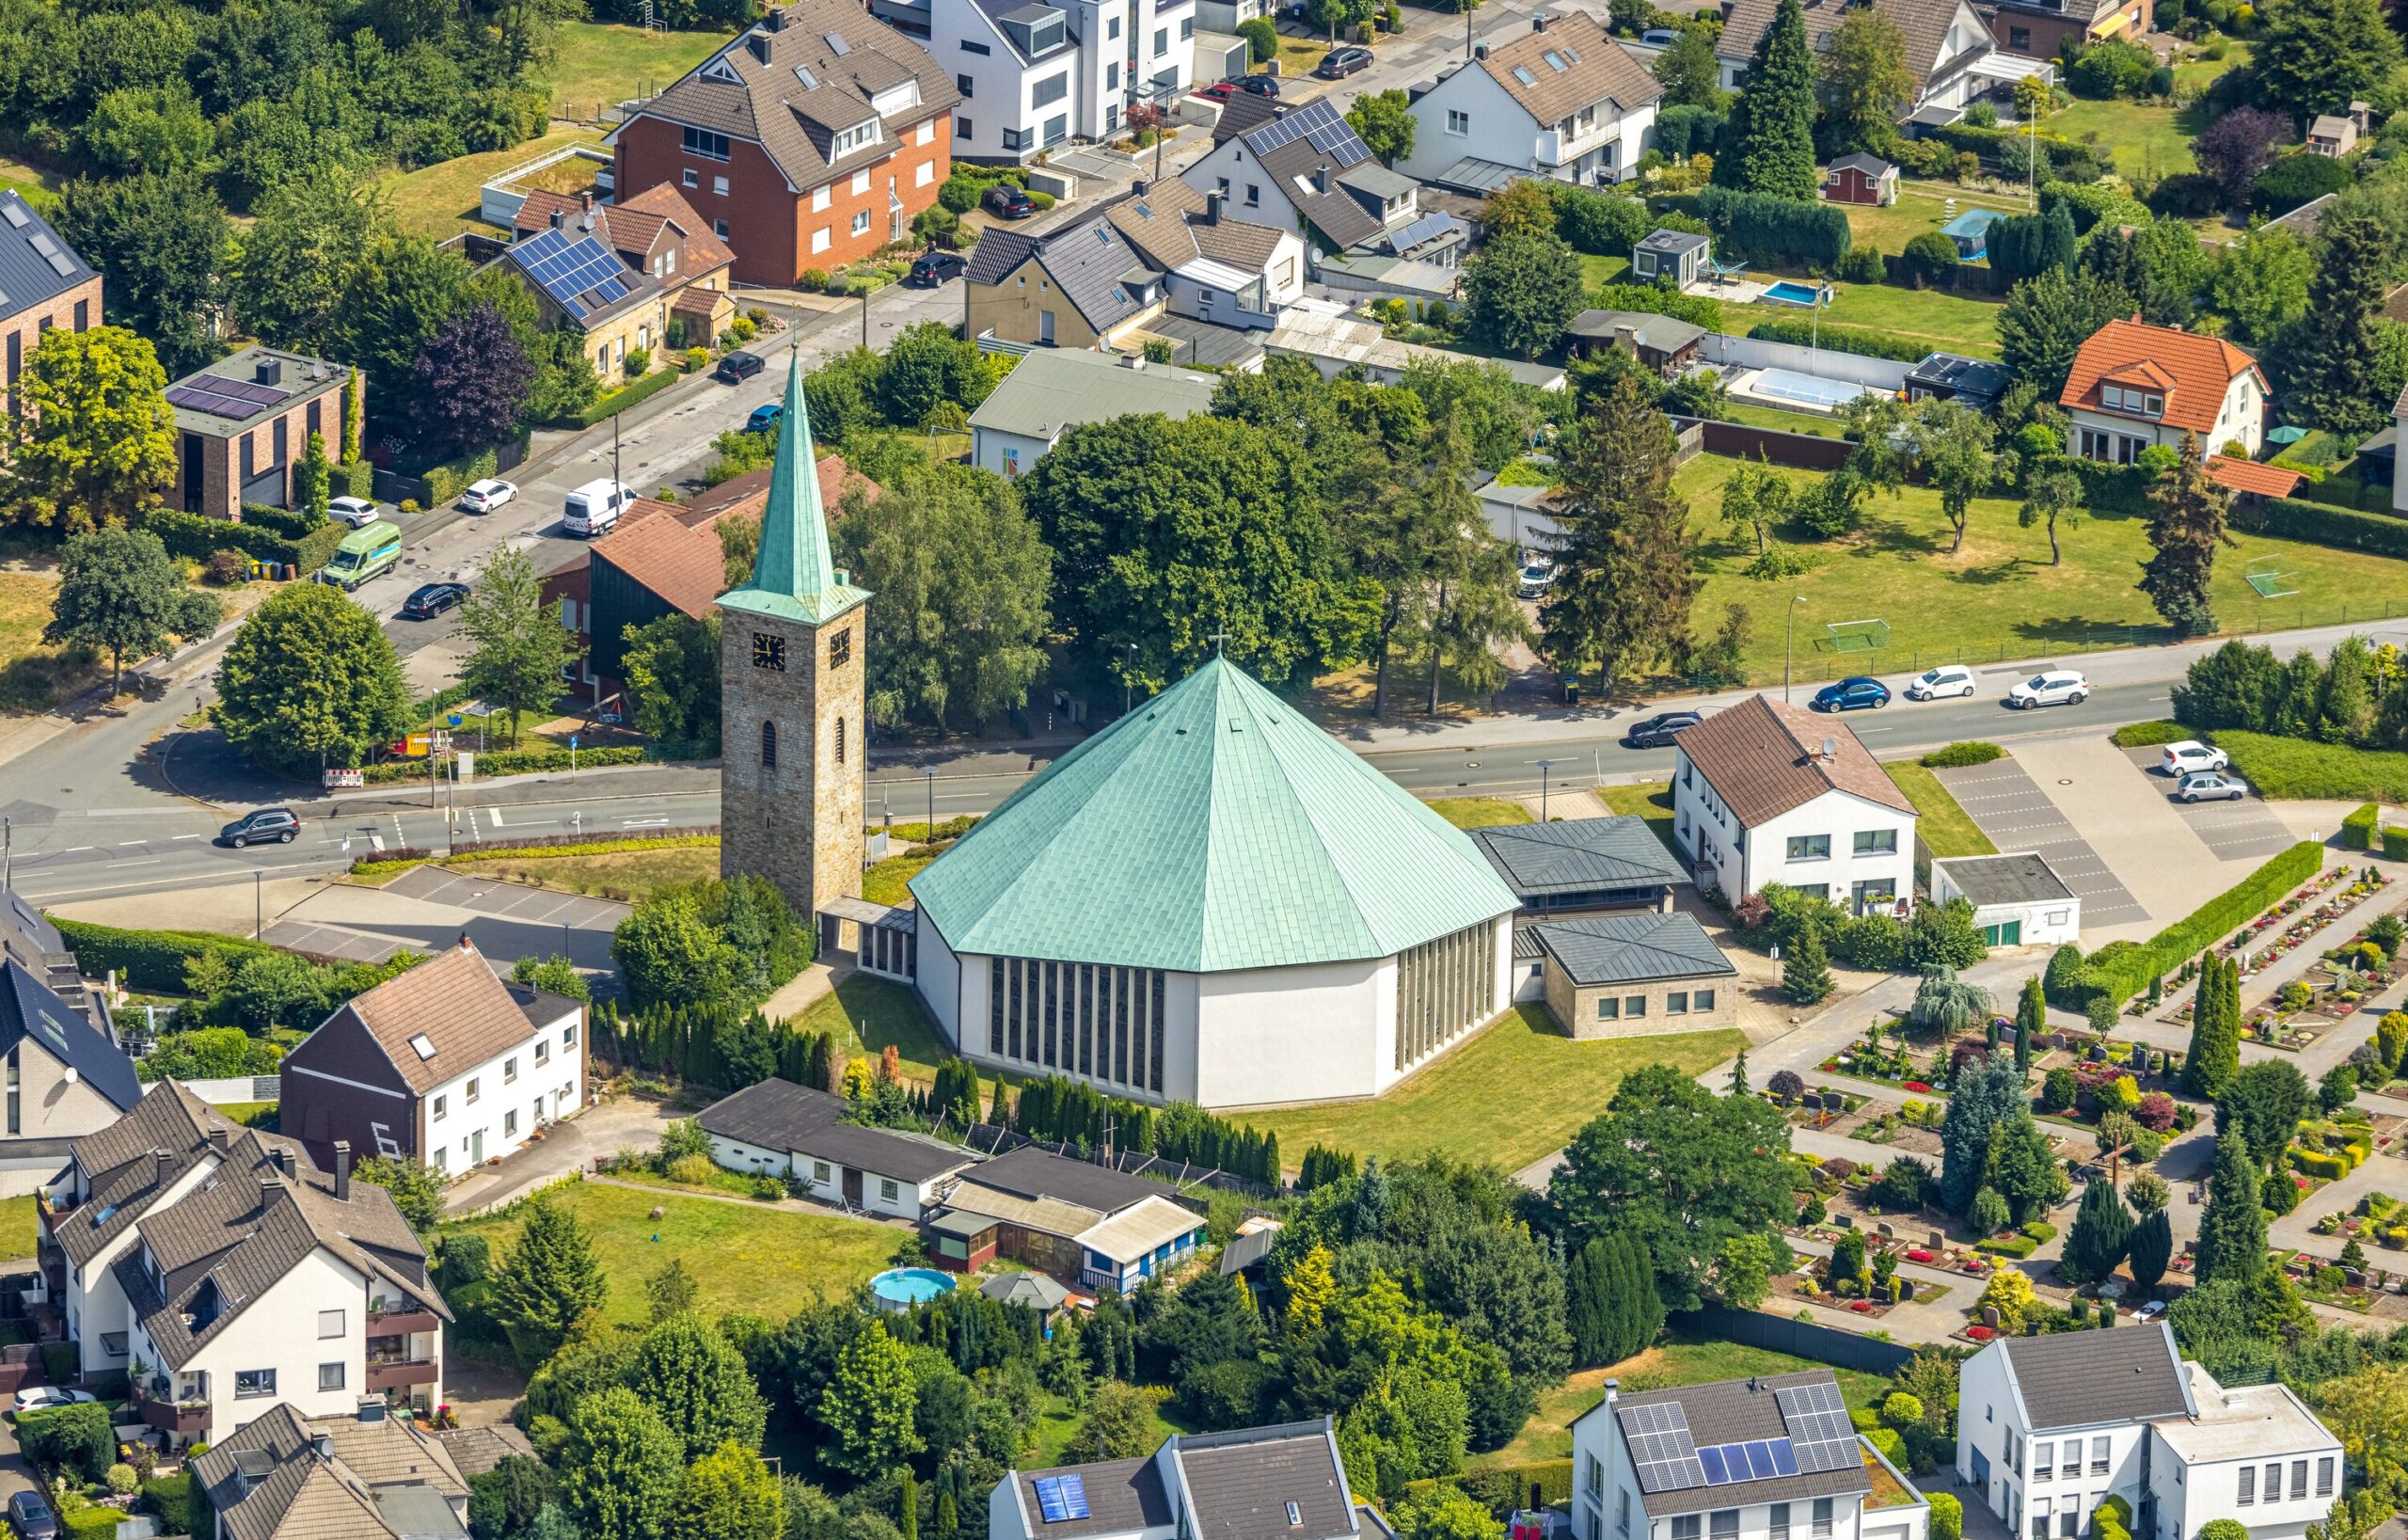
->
[1762, 280, 1825, 307]
[869, 1267, 958, 1310]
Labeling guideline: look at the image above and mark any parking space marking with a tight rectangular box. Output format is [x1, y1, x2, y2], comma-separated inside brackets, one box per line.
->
[1931, 757, 2151, 928]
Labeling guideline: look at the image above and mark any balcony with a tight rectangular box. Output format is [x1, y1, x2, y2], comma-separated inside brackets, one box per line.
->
[133, 1386, 211, 1437]
[367, 1306, 442, 1337]
[366, 1355, 440, 1392]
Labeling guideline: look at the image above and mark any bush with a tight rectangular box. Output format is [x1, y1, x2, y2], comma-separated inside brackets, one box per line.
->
[1554, 185, 1650, 257]
[2293, 1147, 2349, 1180]
[550, 365, 679, 429]
[2241, 494, 2408, 561]
[201, 548, 252, 586]
[1745, 317, 1933, 362]
[2253, 152, 2353, 214]
[2345, 802, 2381, 850]
[20, 1403, 114, 1481]
[1237, 14, 1276, 60]
[2070, 36, 2154, 95]
[1929, 1493, 1962, 1540]
[2041, 1067, 2079, 1108]
[51, 916, 276, 993]
[139, 1474, 200, 1537]
[1977, 1234, 2039, 1258]
[2110, 720, 2194, 748]
[1865, 1427, 1907, 1467]
[2044, 943, 2086, 1008]
[2386, 827, 2408, 861]
[1902, 231, 1962, 289]
[1835, 246, 1885, 283]
[1654, 104, 1728, 159]
[147, 508, 346, 576]
[1920, 741, 2004, 769]
[1695, 186, 1851, 268]
[2148, 172, 2221, 217]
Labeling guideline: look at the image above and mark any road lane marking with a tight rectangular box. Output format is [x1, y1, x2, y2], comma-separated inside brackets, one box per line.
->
[107, 859, 160, 868]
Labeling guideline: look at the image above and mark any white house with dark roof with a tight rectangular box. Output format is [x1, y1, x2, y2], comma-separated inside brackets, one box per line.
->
[1182, 97, 1466, 263]
[1524, 913, 1739, 1035]
[1957, 1326, 2342, 1540]
[1671, 696, 1917, 913]
[0, 903, 143, 1197]
[192, 1400, 474, 1540]
[1715, 0, 2013, 127]
[990, 1419, 1358, 1540]
[1105, 180, 1306, 330]
[1398, 11, 1662, 189]
[866, 0, 1195, 162]
[697, 1075, 978, 1218]
[1571, 1371, 1930, 1540]
[1930, 853, 2081, 947]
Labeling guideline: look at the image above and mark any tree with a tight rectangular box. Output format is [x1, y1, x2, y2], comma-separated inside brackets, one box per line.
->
[2014, 976, 2043, 1071]
[511, 954, 592, 1004]
[42, 528, 220, 697]
[2253, 0, 2400, 124]
[229, 162, 381, 356]
[816, 1321, 924, 1477]
[1716, 0, 1818, 200]
[408, 301, 535, 458]
[1983, 1113, 2067, 1223]
[1346, 89, 1416, 167]
[1393, 1487, 1506, 1540]
[2183, 952, 2241, 1097]
[2127, 1206, 2173, 1293]
[2062, 1178, 2133, 1284]
[1074, 1380, 1164, 1460]
[469, 1456, 556, 1540]
[492, 1197, 608, 1365]
[2138, 435, 2235, 639]
[670, 1442, 784, 1540]
[622, 613, 720, 749]
[1542, 1063, 1795, 1310]
[213, 583, 414, 770]
[561, 1387, 683, 1540]
[1464, 226, 1584, 360]
[1654, 26, 1725, 108]
[627, 1312, 768, 1458]
[2216, 1059, 2312, 1170]
[2210, 227, 2313, 349]
[1564, 1233, 1662, 1366]
[295, 430, 332, 522]
[1782, 923, 1833, 1006]
[1307, 0, 1374, 43]
[1719, 460, 1793, 559]
[2195, 1125, 2271, 1287]
[1909, 966, 1992, 1035]
[353, 1156, 445, 1231]
[455, 547, 576, 743]
[1543, 373, 1697, 689]
[1999, 268, 2131, 398]
[1940, 1056, 2025, 1214]
[5, 325, 176, 531]
[2195, 106, 2286, 207]
[611, 892, 744, 1011]
[2015, 456, 2082, 568]
[645, 1258, 700, 1323]
[52, 170, 230, 375]
[1815, 5, 1910, 157]
[2283, 211, 2391, 436]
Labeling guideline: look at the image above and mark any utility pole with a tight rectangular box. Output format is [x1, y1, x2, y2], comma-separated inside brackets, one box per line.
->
[1533, 758, 1559, 822]
[923, 767, 938, 840]
[254, 869, 262, 942]
[612, 412, 623, 490]
[1783, 595, 1807, 703]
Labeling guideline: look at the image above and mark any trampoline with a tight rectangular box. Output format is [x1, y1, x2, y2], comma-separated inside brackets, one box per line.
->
[1743, 368, 1887, 412]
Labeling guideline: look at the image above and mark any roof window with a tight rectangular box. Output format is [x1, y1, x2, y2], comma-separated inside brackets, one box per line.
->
[408, 1033, 436, 1060]
[1512, 65, 1537, 84]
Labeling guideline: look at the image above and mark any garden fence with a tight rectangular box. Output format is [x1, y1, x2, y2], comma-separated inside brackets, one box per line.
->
[1671, 1304, 1921, 1375]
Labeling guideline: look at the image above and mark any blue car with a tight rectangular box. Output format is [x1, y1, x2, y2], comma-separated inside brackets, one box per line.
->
[745, 404, 783, 435]
[1813, 676, 1891, 712]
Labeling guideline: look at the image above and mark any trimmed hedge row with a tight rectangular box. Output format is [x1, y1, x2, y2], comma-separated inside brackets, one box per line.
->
[2218, 731, 2408, 802]
[1920, 741, 2004, 768]
[2074, 841, 2322, 1008]
[1931, 122, 2099, 183]
[359, 742, 654, 784]
[2110, 720, 2192, 748]
[2345, 802, 2381, 849]
[149, 509, 348, 574]
[553, 366, 680, 430]
[51, 915, 277, 993]
[1744, 317, 1931, 363]
[1401, 1460, 1574, 1513]
[1696, 185, 1851, 269]
[2237, 496, 2408, 561]
[2388, 826, 2408, 861]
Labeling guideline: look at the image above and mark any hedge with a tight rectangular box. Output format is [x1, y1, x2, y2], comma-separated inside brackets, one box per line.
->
[2067, 457, 2151, 514]
[58, 1509, 120, 1540]
[2345, 802, 2381, 849]
[359, 742, 653, 785]
[1920, 741, 2004, 768]
[2217, 731, 2408, 802]
[239, 503, 327, 541]
[148, 509, 347, 575]
[2236, 495, 2408, 561]
[2073, 841, 2322, 1008]
[2110, 720, 2193, 748]
[139, 1473, 203, 1538]
[552, 365, 680, 429]
[353, 833, 718, 878]
[1696, 185, 1851, 268]
[2293, 1147, 2350, 1180]
[1932, 122, 2099, 183]
[20, 1403, 113, 1481]
[50, 916, 277, 993]
[1401, 1461, 1574, 1513]
[1745, 317, 1931, 363]
[1977, 1234, 2039, 1258]
[2387, 827, 2408, 861]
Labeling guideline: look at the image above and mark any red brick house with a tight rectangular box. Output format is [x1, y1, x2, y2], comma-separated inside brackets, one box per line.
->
[166, 346, 352, 521]
[608, 0, 958, 287]
[0, 190, 101, 407]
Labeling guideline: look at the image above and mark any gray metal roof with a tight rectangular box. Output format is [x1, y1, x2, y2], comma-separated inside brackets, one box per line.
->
[0, 192, 94, 327]
[982, 1269, 1071, 1309]
[1218, 1225, 1280, 1274]
[1529, 912, 1735, 987]
[1906, 351, 2014, 402]
[1936, 852, 2075, 908]
[968, 347, 1216, 440]
[1606, 1372, 1874, 1518]
[1994, 1322, 2191, 1431]
[1638, 229, 1708, 255]
[1829, 152, 1894, 175]
[1471, 815, 1687, 897]
[1338, 163, 1417, 202]
[1566, 310, 1708, 355]
[696, 1077, 977, 1183]
[1178, 1421, 1357, 1540]
[970, 1144, 1166, 1214]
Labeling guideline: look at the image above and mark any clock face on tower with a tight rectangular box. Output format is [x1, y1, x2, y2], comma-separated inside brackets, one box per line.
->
[830, 628, 852, 667]
[752, 632, 786, 672]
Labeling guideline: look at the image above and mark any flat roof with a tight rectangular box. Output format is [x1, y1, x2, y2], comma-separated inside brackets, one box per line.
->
[1936, 852, 2075, 908]
[2150, 1364, 2337, 1465]
[169, 345, 347, 439]
[967, 347, 1216, 442]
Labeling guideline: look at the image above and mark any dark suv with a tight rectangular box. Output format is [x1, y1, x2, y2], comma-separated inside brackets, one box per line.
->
[219, 807, 300, 848]
[983, 184, 1038, 219]
[909, 250, 968, 286]
[713, 350, 765, 384]
[1624, 711, 1703, 749]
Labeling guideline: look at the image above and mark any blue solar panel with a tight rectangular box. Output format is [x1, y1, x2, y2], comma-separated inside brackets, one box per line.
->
[513, 226, 633, 322]
[1032, 1475, 1090, 1523]
[1386, 211, 1460, 255]
[1697, 1447, 1729, 1485]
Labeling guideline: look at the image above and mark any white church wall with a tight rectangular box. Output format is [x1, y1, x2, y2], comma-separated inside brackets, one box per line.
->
[1192, 956, 1386, 1107]
[917, 913, 966, 1051]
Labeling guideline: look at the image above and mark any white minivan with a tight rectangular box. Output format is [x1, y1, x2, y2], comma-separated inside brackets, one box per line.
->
[563, 479, 636, 537]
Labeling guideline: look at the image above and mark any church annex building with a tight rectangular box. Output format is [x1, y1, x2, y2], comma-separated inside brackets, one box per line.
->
[718, 355, 1523, 1110]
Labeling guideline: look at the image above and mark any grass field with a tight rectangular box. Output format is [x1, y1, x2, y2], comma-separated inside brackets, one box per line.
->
[438, 1181, 896, 1328]
[1244, 1007, 1742, 1171]
[0, 1196, 35, 1262]
[789, 974, 951, 1080]
[2049, 97, 2200, 181]
[0, 154, 60, 212]
[1579, 253, 1633, 290]
[543, 23, 728, 119]
[1426, 797, 1534, 829]
[1809, 278, 2003, 357]
[465, 844, 718, 903]
[1841, 185, 2023, 259]
[863, 850, 937, 907]
[1884, 762, 1997, 858]
[1597, 783, 1677, 856]
[378, 126, 607, 239]
[1717, 400, 1846, 438]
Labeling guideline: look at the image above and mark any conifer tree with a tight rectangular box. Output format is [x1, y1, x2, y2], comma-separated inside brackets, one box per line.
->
[2138, 434, 2235, 639]
[1542, 373, 1697, 689]
[2127, 1206, 2173, 1294]
[2063, 1177, 2133, 1284]
[2015, 975, 2044, 1072]
[2195, 1123, 2269, 1287]
[2183, 953, 2241, 1098]
[1716, 0, 1819, 200]
[2283, 210, 2391, 435]
[493, 1198, 607, 1364]
[1782, 924, 1833, 1006]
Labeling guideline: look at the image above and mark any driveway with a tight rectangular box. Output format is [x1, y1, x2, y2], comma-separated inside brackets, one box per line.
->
[1932, 754, 2151, 929]
[441, 1092, 678, 1215]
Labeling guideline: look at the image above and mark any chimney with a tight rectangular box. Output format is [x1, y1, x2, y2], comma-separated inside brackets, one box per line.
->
[334, 1142, 352, 1203]
[1133, 179, 1149, 196]
[274, 1148, 294, 1178]
[1312, 166, 1329, 194]
[258, 1178, 283, 1215]
[153, 1150, 170, 1189]
[761, 5, 784, 27]
[1205, 190, 1223, 224]
[833, 568, 851, 586]
[1604, 1377, 1620, 1407]
[457, 933, 476, 952]
[1121, 353, 1148, 369]
[1533, 12, 1549, 28]
[254, 358, 283, 388]
[747, 31, 770, 63]
[207, 1122, 228, 1153]
[548, 208, 564, 230]
[1473, 39, 1490, 57]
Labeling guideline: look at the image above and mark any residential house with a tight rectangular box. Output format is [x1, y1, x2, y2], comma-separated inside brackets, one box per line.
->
[2060, 317, 2267, 464]
[1987, 0, 2145, 62]
[277, 938, 586, 1177]
[166, 346, 351, 521]
[1928, 852, 2081, 947]
[1105, 179, 1307, 329]
[0, 190, 100, 409]
[927, 1145, 1204, 1288]
[1569, 1371, 1932, 1540]
[1824, 152, 1899, 205]
[1564, 309, 1706, 374]
[1468, 816, 1688, 917]
[1941, 207, 2004, 260]
[1670, 694, 1919, 913]
[496, 224, 670, 382]
[1956, 1326, 2343, 1540]
[1399, 12, 1662, 190]
[1184, 96, 1467, 264]
[41, 1082, 449, 1433]
[964, 218, 1166, 350]
[1263, 301, 1565, 389]
[990, 1420, 1359, 1540]
[1631, 229, 1709, 288]
[0, 938, 143, 1198]
[1718, 0, 2002, 127]
[514, 183, 737, 348]
[1193, 0, 1268, 36]
[609, 0, 958, 285]
[1522, 912, 1739, 1034]
[969, 346, 1216, 477]
[1905, 352, 2012, 411]
[193, 1401, 473, 1540]
[865, 0, 1195, 164]
[697, 1076, 977, 1218]
[2309, 114, 2358, 157]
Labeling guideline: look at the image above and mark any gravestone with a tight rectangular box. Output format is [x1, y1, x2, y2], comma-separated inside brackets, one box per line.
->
[2345, 1267, 2368, 1289]
[1834, 1213, 1853, 1228]
[1983, 1305, 2001, 1328]
[1929, 1229, 1945, 1248]
[1877, 1222, 1894, 1240]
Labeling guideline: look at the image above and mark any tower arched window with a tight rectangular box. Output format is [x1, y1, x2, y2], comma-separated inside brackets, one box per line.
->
[761, 720, 778, 769]
[835, 717, 846, 764]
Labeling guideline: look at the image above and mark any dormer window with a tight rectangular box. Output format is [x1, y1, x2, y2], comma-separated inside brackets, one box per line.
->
[831, 119, 883, 157]
[2102, 384, 2163, 417]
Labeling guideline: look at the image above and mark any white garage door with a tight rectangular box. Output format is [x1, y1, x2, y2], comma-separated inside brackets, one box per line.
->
[1865, 1525, 1910, 1540]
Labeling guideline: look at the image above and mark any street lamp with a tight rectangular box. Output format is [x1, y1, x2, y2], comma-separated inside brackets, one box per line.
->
[1124, 643, 1139, 717]
[1783, 595, 1808, 704]
[1533, 758, 1560, 823]
[922, 767, 938, 841]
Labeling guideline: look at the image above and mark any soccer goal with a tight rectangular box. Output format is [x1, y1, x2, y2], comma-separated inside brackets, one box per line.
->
[1818, 618, 1891, 655]
[2245, 556, 2299, 598]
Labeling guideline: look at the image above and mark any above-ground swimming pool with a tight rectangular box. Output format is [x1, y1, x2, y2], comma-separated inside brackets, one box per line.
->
[869, 1267, 958, 1311]
[1727, 367, 1892, 416]
[1761, 280, 1828, 307]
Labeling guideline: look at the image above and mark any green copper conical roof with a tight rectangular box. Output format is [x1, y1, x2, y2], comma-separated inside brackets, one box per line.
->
[720, 352, 871, 626]
[909, 657, 1520, 973]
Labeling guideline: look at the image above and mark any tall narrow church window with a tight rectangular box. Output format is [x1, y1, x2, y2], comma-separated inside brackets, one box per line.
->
[761, 721, 778, 768]
[752, 633, 785, 671]
[830, 628, 852, 667]
[835, 717, 846, 763]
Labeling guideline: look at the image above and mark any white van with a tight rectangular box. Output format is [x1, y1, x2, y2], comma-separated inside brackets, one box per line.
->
[563, 479, 635, 537]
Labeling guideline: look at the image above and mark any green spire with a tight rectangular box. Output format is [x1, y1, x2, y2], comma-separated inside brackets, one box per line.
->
[721, 352, 870, 626]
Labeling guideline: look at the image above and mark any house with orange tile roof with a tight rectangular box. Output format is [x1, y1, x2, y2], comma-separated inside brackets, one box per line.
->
[2059, 317, 2268, 466]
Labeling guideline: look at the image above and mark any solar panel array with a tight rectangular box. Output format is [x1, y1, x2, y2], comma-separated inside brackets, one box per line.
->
[166, 373, 291, 421]
[1773, 1382, 1859, 1474]
[1386, 211, 1458, 255]
[1032, 1475, 1090, 1523]
[1617, 1401, 1705, 1495]
[514, 226, 634, 321]
[1698, 1439, 1801, 1486]
[1244, 100, 1370, 168]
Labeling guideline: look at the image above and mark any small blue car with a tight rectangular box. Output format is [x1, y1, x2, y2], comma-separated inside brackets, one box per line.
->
[1812, 676, 1891, 712]
[746, 404, 784, 435]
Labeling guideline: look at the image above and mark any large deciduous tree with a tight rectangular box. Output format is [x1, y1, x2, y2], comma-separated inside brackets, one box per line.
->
[2282, 210, 2390, 435]
[212, 582, 413, 770]
[622, 613, 721, 749]
[457, 548, 575, 741]
[491, 1197, 608, 1365]
[1464, 226, 1585, 360]
[1814, 6, 1910, 158]
[5, 325, 176, 530]
[1543, 373, 1698, 690]
[816, 1321, 925, 1478]
[2138, 434, 2235, 639]
[1346, 89, 1416, 167]
[1908, 400, 1996, 555]
[43, 527, 220, 695]
[52, 169, 230, 376]
[2194, 107, 2286, 207]
[626, 1312, 768, 1458]
[1715, 0, 1818, 200]
[1654, 26, 1725, 108]
[561, 1387, 682, 1540]
[229, 162, 381, 357]
[2253, 0, 2401, 125]
[409, 301, 534, 458]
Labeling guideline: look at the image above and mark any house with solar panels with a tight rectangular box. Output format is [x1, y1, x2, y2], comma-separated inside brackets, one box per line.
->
[498, 223, 671, 381]
[1397, 12, 1662, 193]
[990, 1420, 1361, 1540]
[0, 190, 101, 411]
[164, 345, 353, 522]
[1571, 1372, 1932, 1540]
[1180, 97, 1466, 266]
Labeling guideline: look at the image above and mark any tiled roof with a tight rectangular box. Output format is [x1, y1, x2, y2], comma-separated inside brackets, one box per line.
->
[431, 1424, 534, 1480]
[56, 1080, 220, 1267]
[1478, 13, 1662, 126]
[673, 454, 876, 529]
[624, 0, 958, 194]
[590, 508, 726, 619]
[0, 191, 95, 328]
[1674, 694, 1916, 828]
[1211, 90, 1285, 144]
[1469, 815, 1686, 897]
[1107, 180, 1288, 274]
[1591, 1372, 1874, 1518]
[909, 657, 1520, 972]
[0, 959, 138, 1112]
[962, 218, 1153, 334]
[696, 1077, 977, 1183]
[519, 184, 737, 285]
[2059, 317, 2262, 434]
[966, 348, 1216, 440]
[616, 182, 738, 274]
[1529, 912, 1735, 987]
[2206, 455, 2302, 498]
[321, 941, 561, 1095]
[1719, 0, 1972, 88]
[195, 1405, 469, 1540]
[1994, 1322, 2190, 1430]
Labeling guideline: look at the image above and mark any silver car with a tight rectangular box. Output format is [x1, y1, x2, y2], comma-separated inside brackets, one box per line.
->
[2176, 770, 2248, 803]
[327, 496, 381, 529]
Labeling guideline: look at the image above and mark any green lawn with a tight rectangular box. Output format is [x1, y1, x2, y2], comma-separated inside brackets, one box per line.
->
[1597, 783, 1677, 857]
[0, 1196, 35, 1262]
[1425, 797, 1533, 829]
[378, 126, 608, 239]
[863, 850, 938, 908]
[0, 154, 60, 213]
[1810, 278, 2003, 357]
[1028, 1389, 1192, 1468]
[1244, 1007, 1743, 1172]
[467, 844, 719, 904]
[1717, 399, 1846, 438]
[1841, 185, 2023, 259]
[437, 1182, 896, 1328]
[2048, 97, 2201, 181]
[1884, 763, 1997, 859]
[1578, 253, 1632, 290]
[789, 974, 952, 1081]
[543, 22, 729, 119]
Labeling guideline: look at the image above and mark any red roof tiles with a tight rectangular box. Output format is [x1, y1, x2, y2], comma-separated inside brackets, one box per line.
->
[2060, 318, 2263, 436]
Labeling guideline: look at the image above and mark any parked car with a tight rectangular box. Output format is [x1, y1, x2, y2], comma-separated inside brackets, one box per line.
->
[1516, 556, 1556, 598]
[327, 495, 381, 529]
[218, 807, 300, 848]
[983, 184, 1038, 219]
[1624, 711, 1703, 749]
[1640, 26, 1680, 42]
[1315, 46, 1372, 77]
[2006, 670, 2089, 709]
[908, 250, 968, 286]
[2176, 770, 2249, 803]
[1195, 79, 1239, 99]
[401, 581, 470, 620]
[2133, 1299, 2167, 1324]
[714, 350, 765, 384]
[1812, 676, 1891, 712]
[8, 1490, 58, 1540]
[746, 403, 784, 435]
[1231, 72, 1280, 95]
[459, 478, 516, 514]
[2160, 739, 2229, 776]
[10, 1388, 92, 1416]
[1905, 664, 1975, 701]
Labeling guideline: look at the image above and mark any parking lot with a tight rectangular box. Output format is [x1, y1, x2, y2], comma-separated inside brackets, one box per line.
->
[2116, 745, 2297, 862]
[1931, 756, 2153, 929]
[264, 865, 625, 971]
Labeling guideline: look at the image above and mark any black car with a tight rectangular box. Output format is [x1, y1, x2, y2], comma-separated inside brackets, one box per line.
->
[8, 1491, 57, 1540]
[983, 184, 1038, 219]
[219, 807, 300, 848]
[1624, 711, 1703, 749]
[401, 581, 469, 620]
[1232, 72, 1280, 95]
[909, 250, 969, 286]
[1315, 45, 1372, 78]
[714, 350, 765, 383]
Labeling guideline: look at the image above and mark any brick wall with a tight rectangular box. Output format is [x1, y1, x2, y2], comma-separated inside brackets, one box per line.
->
[172, 379, 347, 522]
[1, 274, 102, 405]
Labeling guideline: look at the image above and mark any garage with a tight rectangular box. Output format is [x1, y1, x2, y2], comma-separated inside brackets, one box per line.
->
[1931, 852, 2083, 948]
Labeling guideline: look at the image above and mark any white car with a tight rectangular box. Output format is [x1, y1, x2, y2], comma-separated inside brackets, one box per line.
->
[1517, 558, 1557, 599]
[460, 478, 517, 514]
[2160, 740, 2228, 776]
[327, 496, 381, 529]
[2177, 770, 2249, 803]
[1906, 664, 1975, 701]
[2134, 1298, 2167, 1324]
[12, 1388, 93, 1415]
[2006, 670, 2088, 709]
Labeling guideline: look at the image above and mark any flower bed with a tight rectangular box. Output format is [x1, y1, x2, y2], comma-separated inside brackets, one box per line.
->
[2225, 866, 2391, 970]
